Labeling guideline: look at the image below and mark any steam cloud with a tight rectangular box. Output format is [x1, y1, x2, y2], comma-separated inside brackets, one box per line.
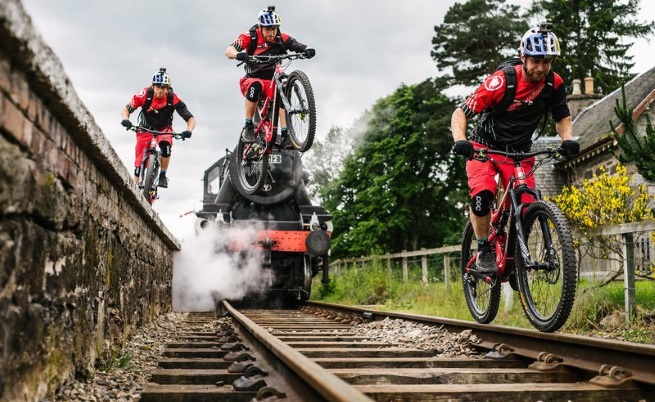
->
[172, 222, 271, 311]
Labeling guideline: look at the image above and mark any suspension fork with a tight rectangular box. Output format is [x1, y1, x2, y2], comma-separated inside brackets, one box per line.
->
[511, 183, 554, 268]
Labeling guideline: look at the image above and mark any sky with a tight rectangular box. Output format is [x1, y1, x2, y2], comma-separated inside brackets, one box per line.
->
[18, 0, 655, 244]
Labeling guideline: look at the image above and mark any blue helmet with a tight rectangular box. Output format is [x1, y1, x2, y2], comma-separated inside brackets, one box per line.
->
[520, 26, 561, 59]
[257, 8, 282, 27]
[152, 68, 171, 86]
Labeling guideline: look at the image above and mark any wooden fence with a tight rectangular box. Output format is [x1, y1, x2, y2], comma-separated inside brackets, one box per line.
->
[329, 221, 655, 323]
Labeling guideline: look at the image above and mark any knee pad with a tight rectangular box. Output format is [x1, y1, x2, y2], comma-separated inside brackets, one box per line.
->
[470, 190, 494, 217]
[134, 166, 141, 177]
[159, 141, 171, 157]
[245, 81, 263, 102]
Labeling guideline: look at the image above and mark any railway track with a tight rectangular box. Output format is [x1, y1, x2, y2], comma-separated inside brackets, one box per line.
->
[139, 300, 655, 401]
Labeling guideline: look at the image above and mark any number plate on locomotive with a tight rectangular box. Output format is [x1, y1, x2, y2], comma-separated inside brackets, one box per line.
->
[268, 154, 282, 164]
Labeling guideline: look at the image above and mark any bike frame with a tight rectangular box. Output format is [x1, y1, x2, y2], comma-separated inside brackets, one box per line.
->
[466, 148, 558, 282]
[131, 126, 183, 203]
[138, 135, 161, 190]
[244, 54, 298, 158]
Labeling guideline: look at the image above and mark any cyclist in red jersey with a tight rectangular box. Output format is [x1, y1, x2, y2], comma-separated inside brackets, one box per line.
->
[121, 68, 195, 188]
[450, 24, 580, 274]
[225, 7, 315, 144]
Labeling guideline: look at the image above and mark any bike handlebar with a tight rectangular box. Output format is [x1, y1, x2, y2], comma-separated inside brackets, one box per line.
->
[236, 52, 306, 67]
[473, 147, 565, 161]
[130, 126, 185, 140]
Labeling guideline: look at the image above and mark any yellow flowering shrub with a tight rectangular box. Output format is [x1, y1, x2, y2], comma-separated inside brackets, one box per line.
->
[553, 164, 653, 230]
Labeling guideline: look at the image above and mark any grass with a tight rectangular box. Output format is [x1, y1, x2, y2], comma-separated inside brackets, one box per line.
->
[312, 262, 655, 343]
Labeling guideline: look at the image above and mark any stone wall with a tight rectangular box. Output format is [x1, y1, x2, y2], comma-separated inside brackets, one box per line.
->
[0, 1, 180, 401]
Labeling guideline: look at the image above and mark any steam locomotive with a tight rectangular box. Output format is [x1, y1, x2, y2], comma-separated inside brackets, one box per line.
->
[194, 147, 332, 301]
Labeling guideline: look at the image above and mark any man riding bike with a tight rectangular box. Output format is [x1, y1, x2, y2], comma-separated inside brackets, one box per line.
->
[224, 6, 315, 146]
[121, 68, 195, 188]
[450, 23, 580, 274]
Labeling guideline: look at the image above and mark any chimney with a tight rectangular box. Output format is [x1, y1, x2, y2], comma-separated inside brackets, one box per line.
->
[584, 76, 595, 94]
[572, 79, 582, 95]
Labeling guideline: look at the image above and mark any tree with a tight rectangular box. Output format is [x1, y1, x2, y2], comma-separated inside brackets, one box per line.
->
[611, 86, 655, 182]
[431, 0, 528, 86]
[322, 80, 469, 259]
[530, 0, 655, 94]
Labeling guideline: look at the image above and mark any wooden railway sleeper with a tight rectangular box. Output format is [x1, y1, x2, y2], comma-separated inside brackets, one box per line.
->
[589, 364, 637, 388]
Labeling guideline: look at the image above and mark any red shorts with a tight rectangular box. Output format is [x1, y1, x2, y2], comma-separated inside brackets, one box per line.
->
[239, 77, 275, 99]
[134, 131, 173, 168]
[466, 142, 536, 205]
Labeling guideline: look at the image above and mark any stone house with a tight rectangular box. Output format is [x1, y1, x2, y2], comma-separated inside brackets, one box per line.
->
[533, 66, 655, 276]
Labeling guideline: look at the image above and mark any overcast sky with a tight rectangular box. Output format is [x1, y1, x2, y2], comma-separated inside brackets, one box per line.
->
[19, 0, 655, 242]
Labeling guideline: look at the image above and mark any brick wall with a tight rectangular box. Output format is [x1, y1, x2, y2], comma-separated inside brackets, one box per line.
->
[0, 1, 180, 401]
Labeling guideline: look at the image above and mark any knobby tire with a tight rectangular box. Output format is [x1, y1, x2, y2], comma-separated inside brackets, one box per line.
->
[142, 153, 158, 203]
[461, 220, 501, 324]
[229, 139, 270, 196]
[284, 71, 316, 153]
[516, 200, 577, 332]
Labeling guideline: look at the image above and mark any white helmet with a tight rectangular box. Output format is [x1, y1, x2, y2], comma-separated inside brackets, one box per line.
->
[520, 23, 561, 59]
[257, 8, 282, 27]
[152, 68, 171, 86]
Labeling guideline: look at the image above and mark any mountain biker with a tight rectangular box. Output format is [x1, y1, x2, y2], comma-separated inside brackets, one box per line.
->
[224, 6, 315, 145]
[120, 68, 195, 188]
[450, 24, 580, 274]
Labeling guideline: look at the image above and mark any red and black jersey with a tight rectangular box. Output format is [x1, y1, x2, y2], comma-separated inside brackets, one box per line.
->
[458, 65, 570, 151]
[126, 87, 194, 131]
[230, 28, 307, 79]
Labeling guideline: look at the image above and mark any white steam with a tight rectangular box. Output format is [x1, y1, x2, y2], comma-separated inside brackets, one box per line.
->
[172, 222, 271, 312]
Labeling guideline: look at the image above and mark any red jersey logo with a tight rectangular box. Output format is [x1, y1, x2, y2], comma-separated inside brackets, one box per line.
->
[484, 74, 505, 91]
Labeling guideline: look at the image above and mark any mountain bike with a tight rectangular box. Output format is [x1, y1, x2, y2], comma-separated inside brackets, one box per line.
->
[459, 146, 577, 332]
[130, 126, 184, 204]
[230, 53, 316, 196]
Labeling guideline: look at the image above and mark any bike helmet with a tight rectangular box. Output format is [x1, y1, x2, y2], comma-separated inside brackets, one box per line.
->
[152, 68, 171, 86]
[520, 24, 561, 59]
[257, 8, 282, 27]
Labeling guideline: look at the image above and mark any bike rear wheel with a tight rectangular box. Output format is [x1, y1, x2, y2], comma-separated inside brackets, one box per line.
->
[461, 220, 501, 324]
[142, 153, 158, 203]
[229, 139, 270, 196]
[284, 70, 316, 152]
[516, 200, 577, 332]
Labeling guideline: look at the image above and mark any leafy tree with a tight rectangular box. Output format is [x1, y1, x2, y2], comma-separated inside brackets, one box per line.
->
[431, 0, 528, 86]
[610, 86, 655, 182]
[530, 0, 655, 93]
[323, 80, 469, 259]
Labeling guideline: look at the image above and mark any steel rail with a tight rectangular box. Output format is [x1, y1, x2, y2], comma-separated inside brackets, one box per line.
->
[222, 300, 374, 402]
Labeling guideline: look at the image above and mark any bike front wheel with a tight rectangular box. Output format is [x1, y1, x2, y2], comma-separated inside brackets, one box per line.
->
[284, 70, 316, 152]
[229, 140, 270, 196]
[461, 220, 501, 324]
[142, 153, 158, 203]
[516, 200, 577, 332]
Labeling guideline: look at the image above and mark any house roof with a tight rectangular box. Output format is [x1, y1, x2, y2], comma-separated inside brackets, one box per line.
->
[573, 65, 655, 150]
